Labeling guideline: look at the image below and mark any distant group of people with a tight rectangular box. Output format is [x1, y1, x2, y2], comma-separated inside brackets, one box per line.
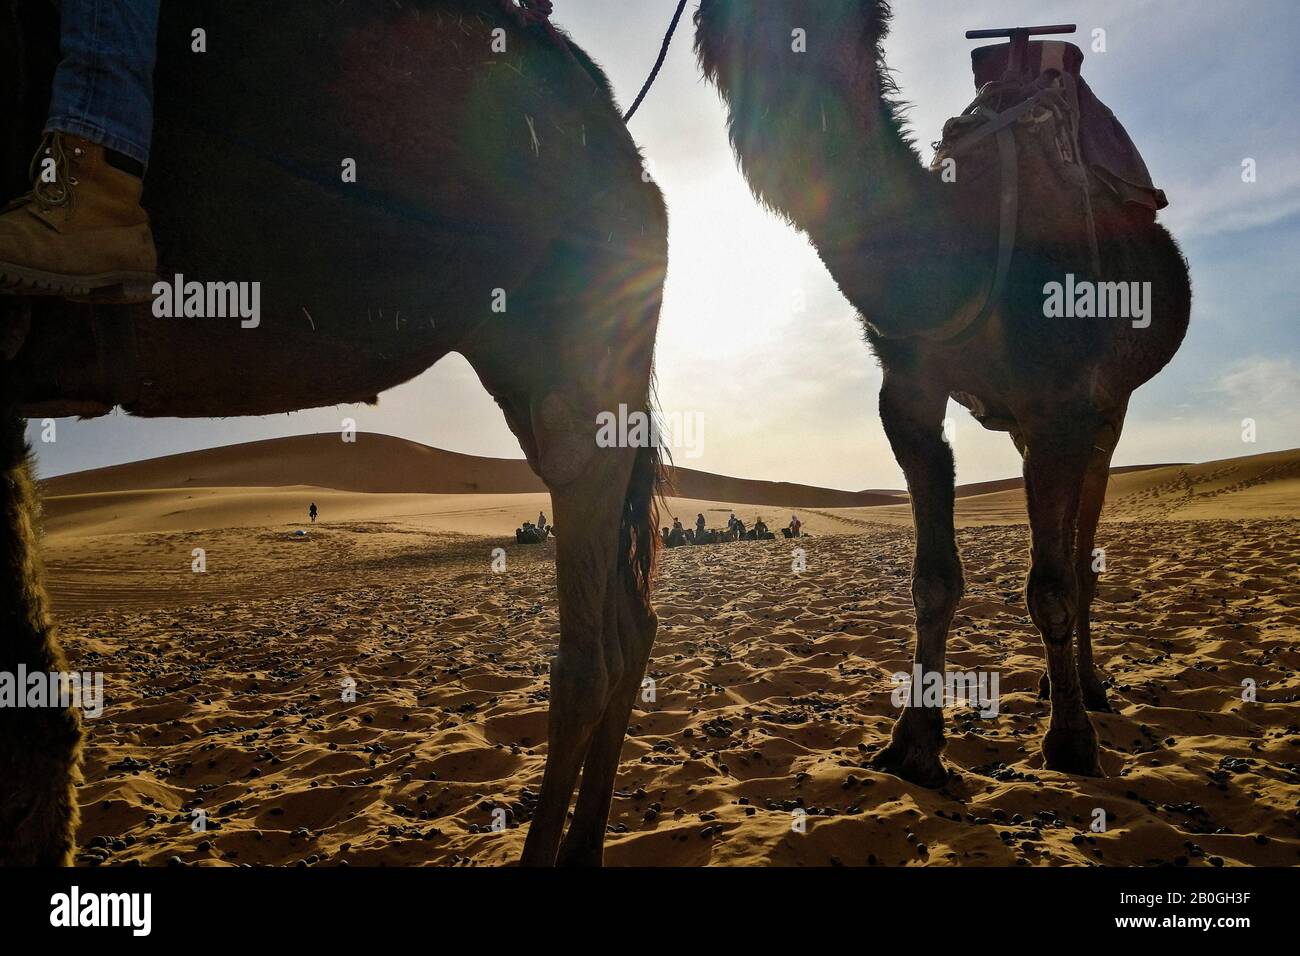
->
[301, 499, 797, 548]
[300, 500, 798, 548]
[516, 511, 553, 545]
[662, 512, 804, 548]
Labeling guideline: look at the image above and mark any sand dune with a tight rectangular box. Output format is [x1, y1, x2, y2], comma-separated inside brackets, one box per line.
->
[32, 438, 1300, 867]
[39, 436, 1300, 560]
[41, 432, 901, 509]
[44, 435, 1299, 530]
[951, 462, 1179, 499]
[42, 433, 545, 497]
[852, 448, 1300, 527]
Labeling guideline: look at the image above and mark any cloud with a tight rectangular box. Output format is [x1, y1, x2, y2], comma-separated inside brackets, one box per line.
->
[1214, 356, 1300, 417]
[1159, 160, 1300, 241]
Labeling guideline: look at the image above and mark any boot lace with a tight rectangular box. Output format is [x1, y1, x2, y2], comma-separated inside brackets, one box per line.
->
[8, 132, 78, 212]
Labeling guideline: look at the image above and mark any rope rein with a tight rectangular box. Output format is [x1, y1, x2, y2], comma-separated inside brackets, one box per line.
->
[510, 0, 688, 123]
[623, 0, 689, 123]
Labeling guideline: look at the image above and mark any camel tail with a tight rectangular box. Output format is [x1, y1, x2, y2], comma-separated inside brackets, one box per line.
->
[620, 437, 663, 612]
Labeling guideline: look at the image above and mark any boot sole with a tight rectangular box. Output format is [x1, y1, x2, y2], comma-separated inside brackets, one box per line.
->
[0, 262, 157, 304]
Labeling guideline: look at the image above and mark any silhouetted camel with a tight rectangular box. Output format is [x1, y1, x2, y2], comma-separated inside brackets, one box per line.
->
[697, 0, 1190, 784]
[1, 0, 665, 867]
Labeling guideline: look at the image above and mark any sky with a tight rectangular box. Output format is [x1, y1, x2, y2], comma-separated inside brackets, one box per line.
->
[27, 0, 1300, 489]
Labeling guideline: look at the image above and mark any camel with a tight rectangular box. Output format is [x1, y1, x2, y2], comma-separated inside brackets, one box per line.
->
[1, 0, 666, 867]
[696, 1, 1191, 784]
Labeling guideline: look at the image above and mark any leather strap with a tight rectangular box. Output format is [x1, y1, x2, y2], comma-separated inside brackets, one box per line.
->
[944, 87, 1049, 159]
[984, 122, 1020, 329]
[917, 108, 1022, 345]
[1058, 73, 1103, 275]
[917, 80, 1103, 346]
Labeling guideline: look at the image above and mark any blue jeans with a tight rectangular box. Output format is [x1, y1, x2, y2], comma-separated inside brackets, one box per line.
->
[45, 0, 161, 166]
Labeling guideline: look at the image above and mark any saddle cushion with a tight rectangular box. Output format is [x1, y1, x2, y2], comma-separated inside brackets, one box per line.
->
[972, 41, 1168, 212]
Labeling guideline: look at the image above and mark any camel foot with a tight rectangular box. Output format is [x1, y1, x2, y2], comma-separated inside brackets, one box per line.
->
[874, 708, 948, 787]
[1042, 725, 1104, 778]
[873, 740, 948, 788]
[872, 718, 948, 788]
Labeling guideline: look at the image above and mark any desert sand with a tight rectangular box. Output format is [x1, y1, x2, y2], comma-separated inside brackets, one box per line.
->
[35, 434, 1300, 866]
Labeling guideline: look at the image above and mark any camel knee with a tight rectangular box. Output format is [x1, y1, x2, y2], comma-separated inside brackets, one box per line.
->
[1074, 554, 1100, 607]
[911, 563, 963, 624]
[631, 614, 657, 671]
[550, 647, 618, 728]
[533, 391, 598, 488]
[619, 596, 657, 668]
[1027, 567, 1075, 642]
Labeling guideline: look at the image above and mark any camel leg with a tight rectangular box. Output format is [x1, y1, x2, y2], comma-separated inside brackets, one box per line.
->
[459, 166, 664, 866]
[872, 371, 960, 788]
[462, 340, 654, 867]
[1075, 409, 1130, 711]
[0, 404, 82, 865]
[555, 575, 656, 866]
[518, 421, 642, 866]
[1037, 414, 1125, 711]
[465, 336, 655, 867]
[1022, 415, 1103, 777]
[1071, 434, 1119, 711]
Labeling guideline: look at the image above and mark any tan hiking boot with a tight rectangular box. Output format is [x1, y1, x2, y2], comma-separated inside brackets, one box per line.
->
[0, 132, 157, 302]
